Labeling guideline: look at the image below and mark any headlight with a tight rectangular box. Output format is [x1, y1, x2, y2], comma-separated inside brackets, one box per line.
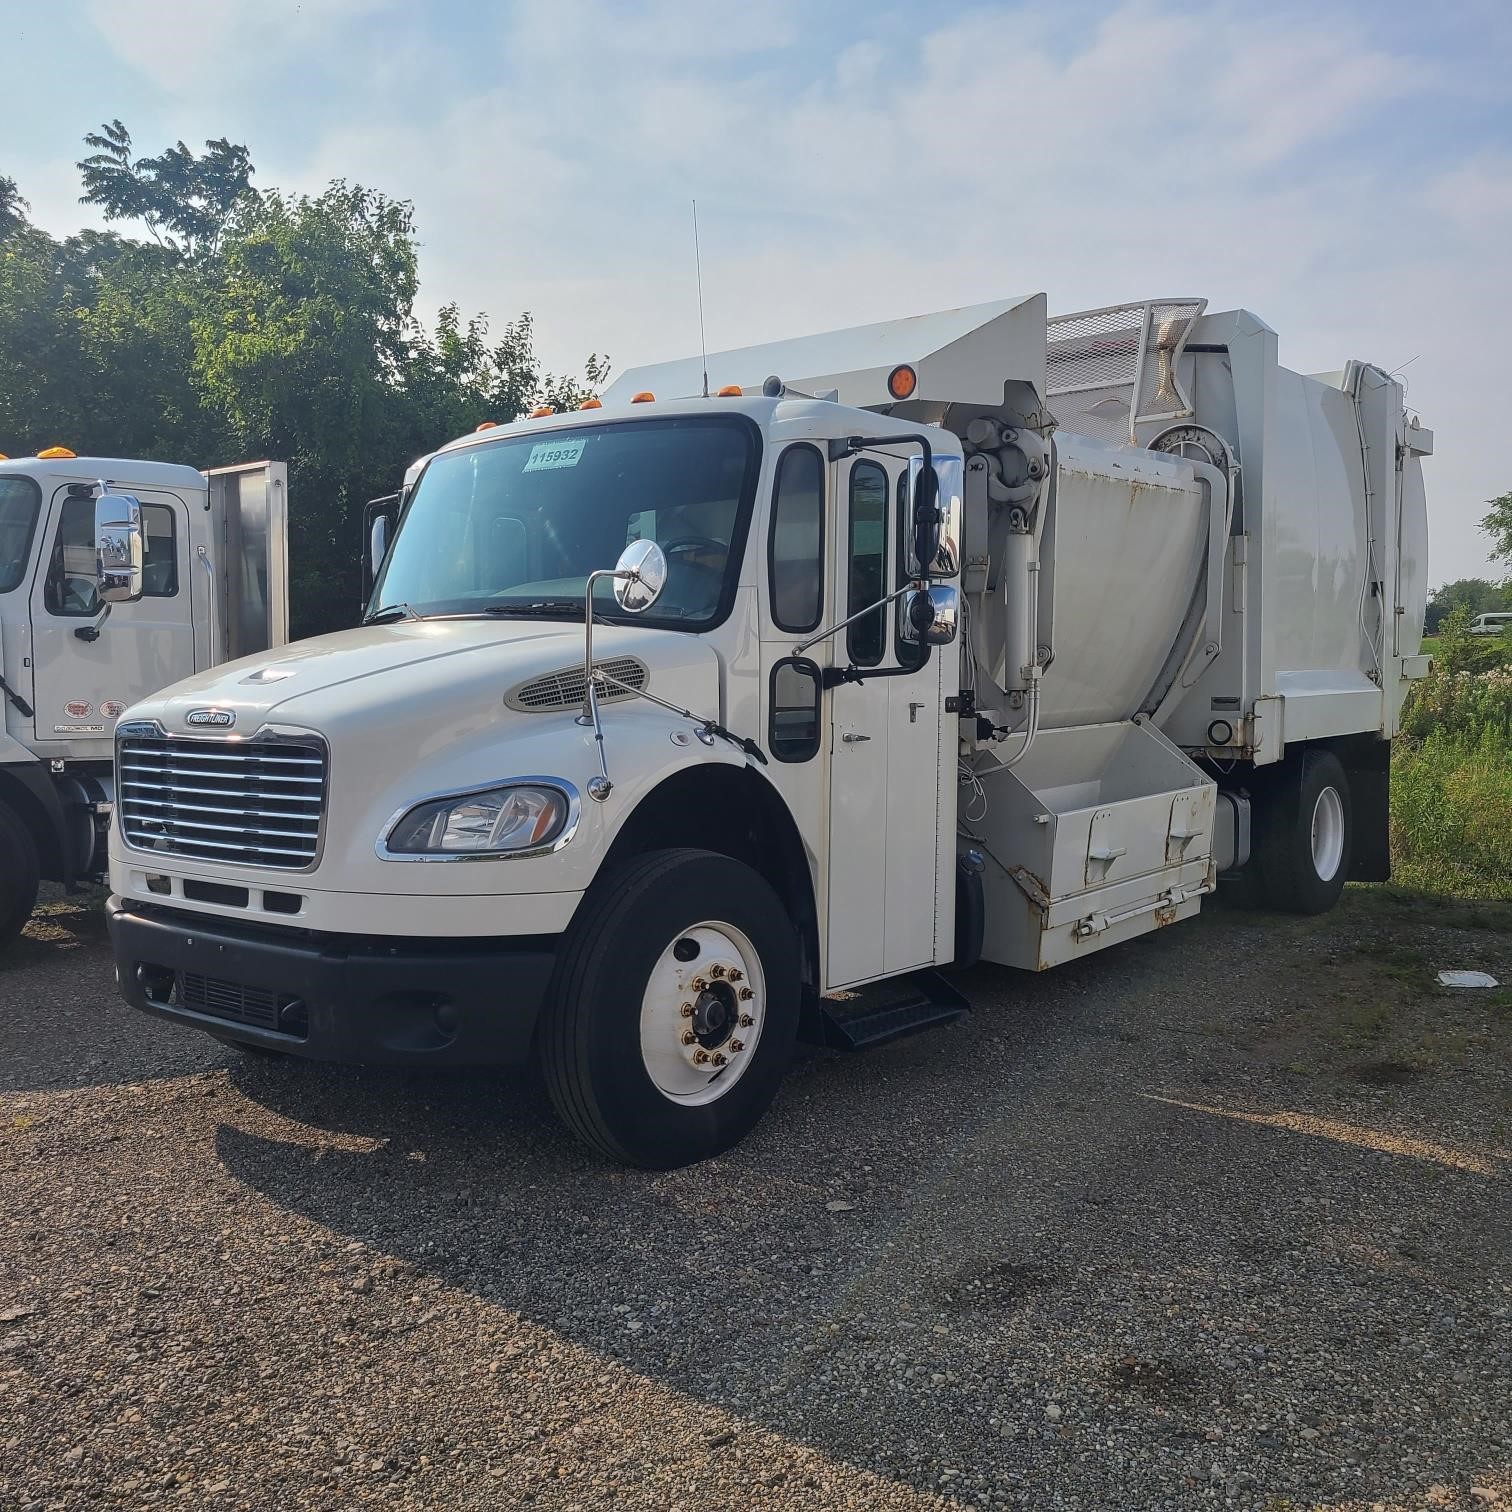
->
[381, 782, 574, 858]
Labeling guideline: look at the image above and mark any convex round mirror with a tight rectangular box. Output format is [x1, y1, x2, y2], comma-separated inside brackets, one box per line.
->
[612, 538, 668, 613]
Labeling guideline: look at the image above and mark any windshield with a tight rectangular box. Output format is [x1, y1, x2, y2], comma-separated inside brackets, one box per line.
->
[0, 477, 42, 594]
[370, 415, 760, 628]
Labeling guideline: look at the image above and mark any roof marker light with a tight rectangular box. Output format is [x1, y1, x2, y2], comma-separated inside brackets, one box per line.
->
[475, 420, 498, 431]
[38, 445, 77, 459]
[528, 405, 554, 418]
[715, 385, 743, 397]
[630, 391, 655, 404]
[578, 397, 603, 410]
[886, 364, 918, 401]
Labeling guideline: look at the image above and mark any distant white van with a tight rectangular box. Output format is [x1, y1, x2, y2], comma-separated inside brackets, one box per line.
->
[1468, 611, 1512, 636]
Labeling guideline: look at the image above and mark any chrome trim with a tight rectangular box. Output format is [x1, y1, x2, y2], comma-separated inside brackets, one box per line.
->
[114, 719, 330, 872]
[375, 776, 581, 863]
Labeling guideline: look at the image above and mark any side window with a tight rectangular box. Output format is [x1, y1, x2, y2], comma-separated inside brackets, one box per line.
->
[142, 505, 178, 597]
[846, 461, 888, 666]
[46, 496, 179, 615]
[767, 444, 824, 634]
[894, 469, 926, 669]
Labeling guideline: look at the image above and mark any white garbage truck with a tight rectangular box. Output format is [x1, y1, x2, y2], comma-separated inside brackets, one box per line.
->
[0, 450, 287, 939]
[105, 296, 1431, 1166]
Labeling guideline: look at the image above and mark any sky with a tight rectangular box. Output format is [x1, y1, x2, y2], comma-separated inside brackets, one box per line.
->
[4, 0, 1510, 584]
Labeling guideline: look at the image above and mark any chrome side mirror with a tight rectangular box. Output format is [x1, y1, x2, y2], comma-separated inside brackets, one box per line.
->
[611, 538, 667, 613]
[905, 455, 963, 578]
[95, 492, 144, 604]
[900, 584, 959, 645]
[369, 513, 389, 571]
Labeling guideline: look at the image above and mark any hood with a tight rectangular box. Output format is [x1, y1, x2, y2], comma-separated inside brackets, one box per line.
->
[131, 618, 722, 737]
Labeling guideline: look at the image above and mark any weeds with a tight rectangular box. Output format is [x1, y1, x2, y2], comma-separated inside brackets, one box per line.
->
[1390, 607, 1512, 899]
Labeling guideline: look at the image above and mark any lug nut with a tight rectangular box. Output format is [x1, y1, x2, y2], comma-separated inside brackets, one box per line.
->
[730, 1039, 744, 1053]
[727, 968, 743, 982]
[711, 1053, 727, 1066]
[679, 1002, 693, 1018]
[681, 1031, 696, 1046]
[692, 1049, 710, 1065]
[739, 1014, 754, 1027]
[691, 977, 708, 992]
[709, 963, 726, 979]
[738, 986, 754, 1001]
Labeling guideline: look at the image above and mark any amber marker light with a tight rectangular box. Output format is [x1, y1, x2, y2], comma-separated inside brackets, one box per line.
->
[886, 365, 918, 401]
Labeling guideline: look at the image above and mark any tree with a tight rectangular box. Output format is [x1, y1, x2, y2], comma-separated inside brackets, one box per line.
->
[1425, 577, 1510, 634]
[0, 176, 28, 240]
[78, 120, 253, 258]
[1484, 491, 1512, 582]
[3, 124, 606, 636]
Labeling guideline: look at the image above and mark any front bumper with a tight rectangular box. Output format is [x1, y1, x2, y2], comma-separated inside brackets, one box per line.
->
[107, 899, 556, 1066]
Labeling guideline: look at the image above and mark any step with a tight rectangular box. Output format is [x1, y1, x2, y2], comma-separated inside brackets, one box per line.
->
[810, 969, 970, 1051]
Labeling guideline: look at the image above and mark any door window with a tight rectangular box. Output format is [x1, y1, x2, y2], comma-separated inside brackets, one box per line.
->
[894, 469, 926, 670]
[846, 461, 888, 667]
[768, 444, 824, 633]
[46, 496, 179, 616]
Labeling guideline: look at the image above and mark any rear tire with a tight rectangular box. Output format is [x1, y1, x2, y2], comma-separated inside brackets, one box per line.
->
[1255, 749, 1352, 915]
[540, 848, 800, 1168]
[0, 801, 41, 944]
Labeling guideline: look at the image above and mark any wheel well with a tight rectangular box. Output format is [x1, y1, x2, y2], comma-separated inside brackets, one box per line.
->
[603, 765, 820, 995]
[1196, 734, 1390, 884]
[0, 767, 65, 881]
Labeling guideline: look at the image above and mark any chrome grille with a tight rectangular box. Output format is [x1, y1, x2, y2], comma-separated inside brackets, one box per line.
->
[117, 731, 326, 870]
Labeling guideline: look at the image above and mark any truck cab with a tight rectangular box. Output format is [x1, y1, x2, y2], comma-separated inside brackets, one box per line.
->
[0, 453, 286, 938]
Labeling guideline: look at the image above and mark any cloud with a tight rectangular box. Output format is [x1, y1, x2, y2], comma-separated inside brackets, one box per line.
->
[84, 0, 394, 94]
[60, 0, 1512, 579]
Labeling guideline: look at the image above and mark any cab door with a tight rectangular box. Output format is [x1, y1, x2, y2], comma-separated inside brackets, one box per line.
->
[825, 456, 943, 989]
[28, 484, 197, 749]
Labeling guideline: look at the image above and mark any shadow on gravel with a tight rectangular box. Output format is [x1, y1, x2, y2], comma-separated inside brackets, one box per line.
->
[213, 913, 1512, 1508]
[0, 893, 226, 1093]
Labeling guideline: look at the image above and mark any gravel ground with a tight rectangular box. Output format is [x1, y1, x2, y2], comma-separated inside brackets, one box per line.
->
[1, 887, 1508, 1511]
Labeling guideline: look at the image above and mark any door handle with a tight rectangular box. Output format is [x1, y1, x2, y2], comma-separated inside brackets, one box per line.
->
[841, 732, 871, 743]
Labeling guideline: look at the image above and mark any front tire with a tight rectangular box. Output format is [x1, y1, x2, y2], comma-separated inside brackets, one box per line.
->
[1255, 749, 1352, 915]
[540, 848, 800, 1168]
[0, 801, 41, 944]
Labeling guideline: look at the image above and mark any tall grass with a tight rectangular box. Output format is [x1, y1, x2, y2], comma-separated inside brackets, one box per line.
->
[1390, 609, 1512, 899]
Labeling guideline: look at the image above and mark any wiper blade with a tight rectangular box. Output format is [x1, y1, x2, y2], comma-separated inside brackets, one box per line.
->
[482, 601, 584, 618]
[364, 602, 420, 625]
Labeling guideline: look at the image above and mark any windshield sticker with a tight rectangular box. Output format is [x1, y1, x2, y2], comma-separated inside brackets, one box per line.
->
[522, 438, 587, 473]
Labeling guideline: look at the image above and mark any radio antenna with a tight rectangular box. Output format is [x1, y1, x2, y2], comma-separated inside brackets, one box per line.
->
[692, 199, 709, 398]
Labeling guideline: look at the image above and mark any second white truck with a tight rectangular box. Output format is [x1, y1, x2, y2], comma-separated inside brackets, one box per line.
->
[105, 296, 1431, 1166]
[0, 451, 286, 939]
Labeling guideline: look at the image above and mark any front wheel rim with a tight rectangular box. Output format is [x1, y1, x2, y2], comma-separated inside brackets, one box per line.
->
[1310, 786, 1345, 882]
[639, 921, 766, 1106]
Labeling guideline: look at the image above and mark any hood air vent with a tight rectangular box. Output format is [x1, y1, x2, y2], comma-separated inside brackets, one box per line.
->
[505, 657, 649, 713]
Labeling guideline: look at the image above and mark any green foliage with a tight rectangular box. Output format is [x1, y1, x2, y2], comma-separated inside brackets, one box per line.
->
[1484, 490, 1512, 578]
[0, 176, 28, 240]
[1, 125, 606, 635]
[78, 120, 253, 259]
[1425, 576, 1509, 633]
[1393, 612, 1512, 898]
[1391, 729, 1512, 900]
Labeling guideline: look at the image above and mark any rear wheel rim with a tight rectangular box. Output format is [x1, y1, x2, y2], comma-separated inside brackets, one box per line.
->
[1310, 786, 1345, 882]
[639, 921, 765, 1106]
